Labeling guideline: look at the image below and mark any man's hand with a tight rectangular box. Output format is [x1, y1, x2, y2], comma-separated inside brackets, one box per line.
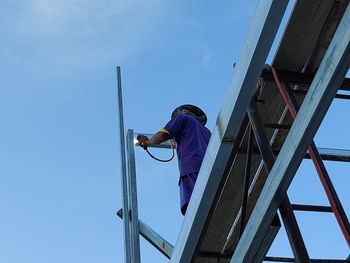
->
[137, 132, 172, 150]
[137, 135, 149, 150]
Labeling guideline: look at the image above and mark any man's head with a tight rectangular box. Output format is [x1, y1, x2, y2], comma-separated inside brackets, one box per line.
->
[171, 104, 207, 125]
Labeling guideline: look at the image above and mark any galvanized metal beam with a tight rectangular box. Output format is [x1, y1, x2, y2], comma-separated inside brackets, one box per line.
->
[271, 66, 350, 246]
[231, 5, 350, 262]
[240, 125, 254, 237]
[291, 204, 333, 213]
[305, 148, 350, 163]
[237, 147, 350, 163]
[252, 215, 281, 263]
[116, 66, 132, 263]
[290, 89, 350, 100]
[170, 1, 289, 262]
[247, 100, 310, 263]
[117, 209, 174, 259]
[139, 219, 173, 259]
[264, 257, 349, 263]
[126, 129, 141, 263]
[260, 69, 350, 91]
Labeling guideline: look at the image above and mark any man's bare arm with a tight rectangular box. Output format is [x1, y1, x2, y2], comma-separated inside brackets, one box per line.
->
[137, 132, 172, 148]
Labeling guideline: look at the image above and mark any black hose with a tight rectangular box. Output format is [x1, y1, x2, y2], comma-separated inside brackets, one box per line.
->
[144, 140, 175, 162]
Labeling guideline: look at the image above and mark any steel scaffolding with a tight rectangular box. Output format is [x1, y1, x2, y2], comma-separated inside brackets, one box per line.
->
[117, 0, 350, 262]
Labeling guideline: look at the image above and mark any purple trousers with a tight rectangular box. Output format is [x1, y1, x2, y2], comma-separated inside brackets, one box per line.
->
[179, 172, 198, 215]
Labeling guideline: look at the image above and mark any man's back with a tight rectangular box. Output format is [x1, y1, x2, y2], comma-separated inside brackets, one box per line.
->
[164, 113, 211, 176]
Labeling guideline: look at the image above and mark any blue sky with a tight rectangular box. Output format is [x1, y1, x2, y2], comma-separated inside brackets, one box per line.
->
[0, 1, 349, 262]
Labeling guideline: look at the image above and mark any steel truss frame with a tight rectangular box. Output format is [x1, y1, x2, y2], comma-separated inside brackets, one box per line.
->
[231, 4, 350, 261]
[118, 74, 350, 262]
[237, 92, 350, 262]
[118, 1, 350, 262]
[269, 66, 350, 247]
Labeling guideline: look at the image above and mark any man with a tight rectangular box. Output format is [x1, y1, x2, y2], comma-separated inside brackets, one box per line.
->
[137, 104, 211, 215]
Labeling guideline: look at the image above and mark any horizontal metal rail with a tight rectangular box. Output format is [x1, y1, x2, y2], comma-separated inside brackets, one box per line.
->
[291, 204, 333, 213]
[311, 148, 350, 162]
[264, 256, 349, 262]
[236, 147, 350, 163]
[263, 122, 292, 130]
[290, 89, 350, 100]
[260, 68, 350, 91]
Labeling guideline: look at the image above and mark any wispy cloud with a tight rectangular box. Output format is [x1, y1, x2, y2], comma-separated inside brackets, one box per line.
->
[202, 47, 213, 68]
[184, 18, 203, 29]
[1, 0, 169, 70]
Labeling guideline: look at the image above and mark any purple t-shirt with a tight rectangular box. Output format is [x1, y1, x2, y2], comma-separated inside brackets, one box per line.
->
[163, 114, 211, 176]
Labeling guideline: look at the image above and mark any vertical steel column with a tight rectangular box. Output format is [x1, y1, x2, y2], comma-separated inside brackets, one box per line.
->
[271, 66, 350, 247]
[247, 100, 310, 263]
[116, 66, 132, 262]
[126, 129, 141, 263]
[240, 124, 254, 237]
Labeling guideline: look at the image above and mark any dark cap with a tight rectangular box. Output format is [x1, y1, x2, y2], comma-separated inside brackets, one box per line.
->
[171, 104, 207, 125]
